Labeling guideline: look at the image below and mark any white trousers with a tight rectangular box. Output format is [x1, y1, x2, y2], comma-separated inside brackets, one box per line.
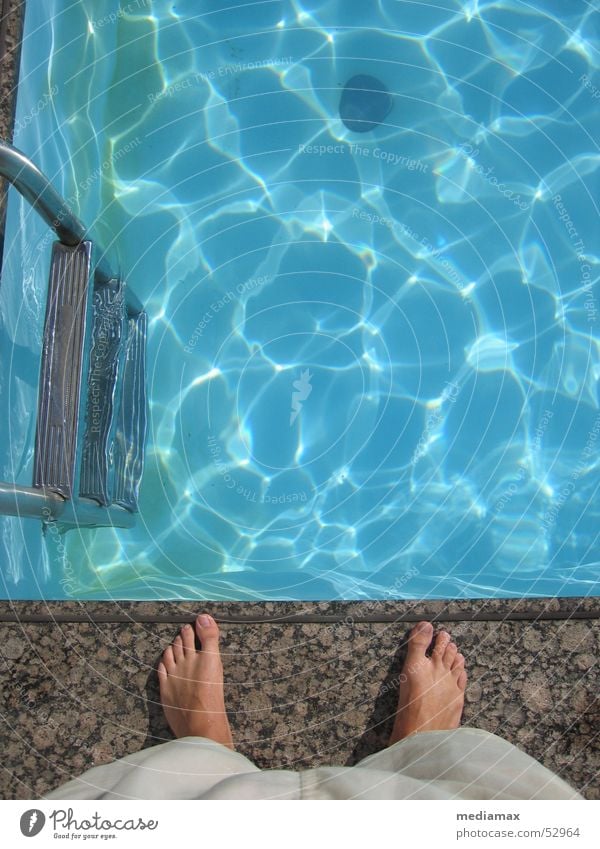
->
[46, 728, 582, 800]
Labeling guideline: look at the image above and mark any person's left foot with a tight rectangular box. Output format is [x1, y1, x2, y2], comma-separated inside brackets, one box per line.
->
[158, 614, 234, 749]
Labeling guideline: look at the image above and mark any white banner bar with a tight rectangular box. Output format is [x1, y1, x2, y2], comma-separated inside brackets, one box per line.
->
[0, 799, 597, 847]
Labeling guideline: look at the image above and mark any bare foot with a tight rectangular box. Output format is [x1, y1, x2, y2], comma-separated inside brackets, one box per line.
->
[389, 621, 467, 744]
[158, 614, 234, 749]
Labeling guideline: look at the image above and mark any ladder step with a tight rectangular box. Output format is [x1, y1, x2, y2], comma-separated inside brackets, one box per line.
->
[113, 311, 147, 511]
[79, 281, 125, 505]
[33, 241, 92, 498]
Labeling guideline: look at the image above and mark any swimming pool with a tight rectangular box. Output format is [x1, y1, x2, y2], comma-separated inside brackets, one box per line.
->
[1, 0, 599, 600]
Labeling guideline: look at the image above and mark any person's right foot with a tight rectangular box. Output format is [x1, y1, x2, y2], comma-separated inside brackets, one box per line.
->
[389, 621, 467, 745]
[158, 614, 234, 749]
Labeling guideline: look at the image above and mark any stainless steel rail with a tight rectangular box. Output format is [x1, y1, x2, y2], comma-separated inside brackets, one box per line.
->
[0, 140, 145, 529]
[0, 140, 140, 306]
[0, 140, 86, 245]
[0, 483, 135, 528]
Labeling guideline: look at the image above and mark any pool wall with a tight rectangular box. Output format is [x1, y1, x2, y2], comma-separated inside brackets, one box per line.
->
[0, 2, 598, 599]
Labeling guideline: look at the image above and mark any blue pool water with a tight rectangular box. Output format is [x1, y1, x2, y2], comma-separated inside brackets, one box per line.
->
[1, 0, 599, 600]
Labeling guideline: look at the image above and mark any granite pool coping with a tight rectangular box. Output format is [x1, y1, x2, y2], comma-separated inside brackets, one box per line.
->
[0, 0, 598, 801]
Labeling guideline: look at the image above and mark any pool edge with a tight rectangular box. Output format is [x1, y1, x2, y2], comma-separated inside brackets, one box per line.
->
[1, 596, 598, 622]
[0, 0, 24, 255]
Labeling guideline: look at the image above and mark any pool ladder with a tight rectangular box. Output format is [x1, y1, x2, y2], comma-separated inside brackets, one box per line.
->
[0, 140, 147, 530]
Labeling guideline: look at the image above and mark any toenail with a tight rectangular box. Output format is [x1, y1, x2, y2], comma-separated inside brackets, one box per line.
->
[183, 624, 191, 630]
[198, 614, 211, 626]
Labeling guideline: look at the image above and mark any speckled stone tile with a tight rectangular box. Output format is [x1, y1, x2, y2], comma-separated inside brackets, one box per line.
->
[0, 0, 22, 139]
[0, 0, 24, 246]
[0, 1, 598, 803]
[2, 594, 599, 620]
[0, 603, 598, 799]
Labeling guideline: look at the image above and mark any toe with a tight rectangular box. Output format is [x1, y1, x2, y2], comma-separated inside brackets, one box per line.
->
[173, 635, 184, 662]
[457, 670, 468, 691]
[443, 641, 458, 668]
[432, 629, 451, 659]
[157, 661, 167, 682]
[163, 646, 176, 673]
[452, 652, 465, 671]
[181, 623, 195, 653]
[406, 621, 433, 659]
[195, 613, 220, 652]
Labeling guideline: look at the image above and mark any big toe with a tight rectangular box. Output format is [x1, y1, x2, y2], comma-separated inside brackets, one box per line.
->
[195, 613, 220, 652]
[406, 621, 433, 658]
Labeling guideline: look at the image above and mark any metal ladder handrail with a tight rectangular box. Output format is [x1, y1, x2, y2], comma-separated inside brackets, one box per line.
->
[0, 483, 136, 528]
[0, 140, 143, 313]
[0, 140, 142, 528]
[0, 140, 86, 245]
